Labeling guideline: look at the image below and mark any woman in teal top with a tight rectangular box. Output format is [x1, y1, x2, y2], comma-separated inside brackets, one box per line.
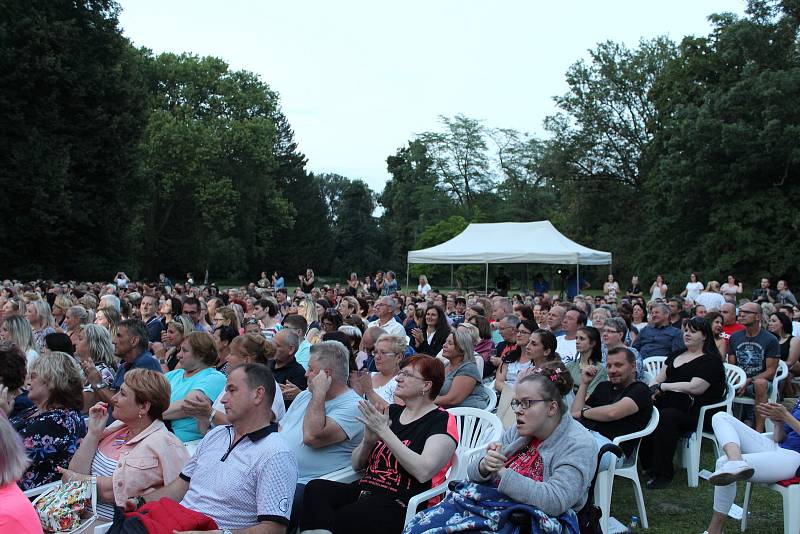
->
[163, 331, 227, 442]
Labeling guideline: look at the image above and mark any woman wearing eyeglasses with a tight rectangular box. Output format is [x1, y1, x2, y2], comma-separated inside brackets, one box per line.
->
[405, 365, 596, 531]
[494, 319, 538, 394]
[301, 355, 458, 534]
[435, 328, 490, 409]
[351, 334, 406, 407]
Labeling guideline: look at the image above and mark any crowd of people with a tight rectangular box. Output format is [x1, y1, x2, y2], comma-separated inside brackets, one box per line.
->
[0, 270, 799, 534]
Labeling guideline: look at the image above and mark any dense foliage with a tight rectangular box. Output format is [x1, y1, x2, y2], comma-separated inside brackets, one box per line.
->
[2, 1, 798, 288]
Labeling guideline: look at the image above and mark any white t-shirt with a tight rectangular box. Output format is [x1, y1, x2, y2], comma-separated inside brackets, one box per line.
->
[556, 336, 578, 364]
[418, 284, 432, 296]
[372, 374, 398, 404]
[695, 291, 726, 311]
[367, 317, 407, 340]
[684, 282, 704, 300]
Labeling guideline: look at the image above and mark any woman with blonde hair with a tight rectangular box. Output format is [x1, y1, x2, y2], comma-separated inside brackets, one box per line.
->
[63, 305, 90, 348]
[58, 369, 189, 520]
[297, 296, 319, 332]
[94, 306, 121, 337]
[435, 326, 490, 409]
[212, 306, 241, 333]
[75, 324, 118, 410]
[1, 315, 38, 368]
[352, 334, 406, 407]
[163, 331, 227, 442]
[52, 295, 74, 330]
[418, 275, 432, 296]
[152, 315, 194, 371]
[0, 415, 41, 533]
[25, 300, 55, 353]
[7, 351, 86, 489]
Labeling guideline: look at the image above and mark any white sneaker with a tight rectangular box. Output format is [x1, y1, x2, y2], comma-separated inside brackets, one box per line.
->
[708, 460, 755, 486]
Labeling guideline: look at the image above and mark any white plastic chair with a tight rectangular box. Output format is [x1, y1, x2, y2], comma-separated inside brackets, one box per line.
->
[594, 407, 659, 534]
[474, 353, 484, 378]
[679, 364, 746, 488]
[642, 356, 666, 384]
[403, 454, 459, 526]
[739, 432, 800, 534]
[733, 360, 788, 433]
[23, 481, 60, 499]
[483, 384, 497, 412]
[446, 407, 503, 479]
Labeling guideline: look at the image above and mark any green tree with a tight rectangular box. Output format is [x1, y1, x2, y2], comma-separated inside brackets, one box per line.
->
[0, 0, 149, 278]
[330, 179, 384, 278]
[417, 115, 493, 216]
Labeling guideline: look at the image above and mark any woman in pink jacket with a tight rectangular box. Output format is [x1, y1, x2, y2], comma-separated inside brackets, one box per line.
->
[59, 369, 189, 520]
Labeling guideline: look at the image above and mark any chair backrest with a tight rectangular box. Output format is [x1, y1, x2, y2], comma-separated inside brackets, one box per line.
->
[447, 407, 503, 453]
[474, 353, 484, 378]
[642, 356, 667, 383]
[724, 363, 747, 391]
[775, 360, 789, 384]
[483, 383, 497, 412]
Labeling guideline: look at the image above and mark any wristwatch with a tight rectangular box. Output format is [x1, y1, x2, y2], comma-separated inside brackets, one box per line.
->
[222, 529, 233, 534]
[580, 406, 591, 418]
[92, 383, 108, 391]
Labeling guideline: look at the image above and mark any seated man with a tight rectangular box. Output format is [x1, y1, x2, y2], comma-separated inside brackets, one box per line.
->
[571, 346, 653, 469]
[278, 340, 364, 524]
[633, 302, 686, 359]
[124, 363, 297, 533]
[282, 314, 311, 370]
[271, 329, 308, 409]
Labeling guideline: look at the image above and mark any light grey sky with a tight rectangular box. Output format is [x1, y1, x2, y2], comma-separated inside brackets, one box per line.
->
[118, 0, 744, 192]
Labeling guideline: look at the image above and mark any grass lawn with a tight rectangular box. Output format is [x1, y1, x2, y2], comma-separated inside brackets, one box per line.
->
[607, 448, 783, 532]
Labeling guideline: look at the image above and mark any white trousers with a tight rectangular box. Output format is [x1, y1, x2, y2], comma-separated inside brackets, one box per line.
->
[711, 411, 800, 514]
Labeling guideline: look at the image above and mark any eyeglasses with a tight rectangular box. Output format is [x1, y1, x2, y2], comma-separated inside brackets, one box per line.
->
[739, 310, 758, 315]
[375, 350, 397, 357]
[517, 329, 532, 336]
[510, 398, 552, 411]
[602, 329, 623, 335]
[397, 370, 426, 380]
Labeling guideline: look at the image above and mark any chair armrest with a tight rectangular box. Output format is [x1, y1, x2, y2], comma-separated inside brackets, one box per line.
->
[404, 481, 449, 526]
[23, 481, 60, 498]
[695, 400, 729, 435]
[319, 467, 363, 482]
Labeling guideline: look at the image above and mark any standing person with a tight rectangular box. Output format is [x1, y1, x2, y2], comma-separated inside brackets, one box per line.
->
[681, 272, 705, 301]
[626, 276, 643, 300]
[381, 271, 399, 296]
[417, 275, 432, 297]
[753, 278, 777, 304]
[641, 318, 726, 489]
[495, 267, 511, 297]
[272, 270, 285, 290]
[649, 275, 668, 302]
[300, 356, 457, 534]
[409, 304, 450, 356]
[603, 274, 620, 304]
[720, 275, 743, 300]
[702, 401, 800, 534]
[776, 280, 798, 306]
[299, 269, 315, 293]
[728, 302, 780, 432]
[8, 351, 87, 490]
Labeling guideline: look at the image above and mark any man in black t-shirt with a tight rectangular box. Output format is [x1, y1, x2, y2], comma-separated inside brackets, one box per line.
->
[571, 346, 652, 462]
[271, 329, 308, 408]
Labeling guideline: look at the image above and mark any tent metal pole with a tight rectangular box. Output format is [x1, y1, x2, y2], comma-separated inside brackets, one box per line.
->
[406, 265, 409, 290]
[450, 264, 453, 290]
[485, 264, 488, 295]
[576, 259, 580, 300]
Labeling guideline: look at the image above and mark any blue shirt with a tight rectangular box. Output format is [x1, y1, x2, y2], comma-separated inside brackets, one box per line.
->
[112, 351, 162, 390]
[274, 276, 285, 289]
[166, 367, 227, 442]
[633, 324, 686, 359]
[780, 399, 800, 454]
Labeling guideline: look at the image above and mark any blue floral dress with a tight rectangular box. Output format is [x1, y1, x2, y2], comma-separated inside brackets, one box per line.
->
[11, 407, 86, 490]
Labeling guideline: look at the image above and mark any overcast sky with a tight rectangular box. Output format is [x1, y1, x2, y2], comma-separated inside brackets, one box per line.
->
[117, 0, 744, 192]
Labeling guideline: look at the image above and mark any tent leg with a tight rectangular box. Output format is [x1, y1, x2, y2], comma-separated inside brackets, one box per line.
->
[450, 264, 453, 290]
[406, 265, 409, 290]
[576, 262, 580, 300]
[485, 264, 488, 295]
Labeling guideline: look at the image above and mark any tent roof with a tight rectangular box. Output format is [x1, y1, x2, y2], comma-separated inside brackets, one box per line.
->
[407, 221, 612, 265]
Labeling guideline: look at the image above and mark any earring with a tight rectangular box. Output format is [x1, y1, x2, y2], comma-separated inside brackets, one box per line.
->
[138, 413, 143, 419]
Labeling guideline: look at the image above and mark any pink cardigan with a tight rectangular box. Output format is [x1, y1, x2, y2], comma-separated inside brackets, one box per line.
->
[100, 419, 190, 506]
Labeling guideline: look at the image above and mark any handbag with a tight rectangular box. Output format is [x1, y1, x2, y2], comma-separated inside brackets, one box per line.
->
[33, 477, 98, 534]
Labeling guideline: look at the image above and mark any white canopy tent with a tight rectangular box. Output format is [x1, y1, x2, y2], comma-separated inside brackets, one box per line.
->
[406, 221, 612, 293]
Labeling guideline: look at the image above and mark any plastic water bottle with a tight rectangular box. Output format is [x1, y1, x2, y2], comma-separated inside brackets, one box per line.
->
[626, 515, 640, 533]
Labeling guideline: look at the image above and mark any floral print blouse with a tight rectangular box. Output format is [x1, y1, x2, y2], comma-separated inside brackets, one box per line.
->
[11, 406, 86, 490]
